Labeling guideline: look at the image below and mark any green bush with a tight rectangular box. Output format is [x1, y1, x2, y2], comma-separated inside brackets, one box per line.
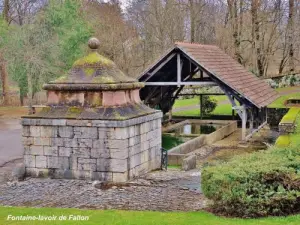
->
[201, 145, 300, 217]
[202, 95, 217, 115]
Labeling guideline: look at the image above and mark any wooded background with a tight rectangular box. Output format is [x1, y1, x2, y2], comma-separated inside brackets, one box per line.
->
[0, 0, 299, 105]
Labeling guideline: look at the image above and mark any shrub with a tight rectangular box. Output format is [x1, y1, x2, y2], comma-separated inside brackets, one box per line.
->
[201, 145, 300, 218]
[202, 95, 217, 115]
[266, 79, 279, 88]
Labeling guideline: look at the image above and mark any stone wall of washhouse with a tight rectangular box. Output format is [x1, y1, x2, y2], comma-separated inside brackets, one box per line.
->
[22, 112, 162, 182]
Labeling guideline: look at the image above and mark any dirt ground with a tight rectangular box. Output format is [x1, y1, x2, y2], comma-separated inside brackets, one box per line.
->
[0, 107, 28, 119]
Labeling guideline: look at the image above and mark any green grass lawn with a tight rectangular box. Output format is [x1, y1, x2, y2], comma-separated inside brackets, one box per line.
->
[173, 96, 228, 109]
[173, 102, 232, 116]
[268, 86, 300, 108]
[268, 92, 300, 108]
[1, 207, 300, 225]
[173, 97, 199, 108]
[173, 96, 232, 116]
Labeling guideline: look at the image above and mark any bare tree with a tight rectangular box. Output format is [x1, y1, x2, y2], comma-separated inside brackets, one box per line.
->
[287, 0, 295, 71]
[9, 0, 47, 25]
[227, 0, 242, 64]
[127, 0, 185, 73]
[186, 0, 206, 43]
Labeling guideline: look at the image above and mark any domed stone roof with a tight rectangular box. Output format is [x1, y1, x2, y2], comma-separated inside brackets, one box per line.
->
[26, 37, 157, 121]
[44, 37, 143, 91]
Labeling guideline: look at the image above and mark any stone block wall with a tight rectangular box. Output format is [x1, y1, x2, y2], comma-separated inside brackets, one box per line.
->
[22, 112, 162, 182]
[279, 123, 295, 133]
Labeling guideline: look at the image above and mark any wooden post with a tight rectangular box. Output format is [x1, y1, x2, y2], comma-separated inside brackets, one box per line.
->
[200, 94, 203, 119]
[241, 105, 247, 141]
[249, 109, 254, 132]
[177, 54, 181, 86]
[169, 107, 173, 121]
[232, 96, 235, 120]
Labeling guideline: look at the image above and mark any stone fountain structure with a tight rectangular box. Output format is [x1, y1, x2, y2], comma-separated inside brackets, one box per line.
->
[21, 38, 162, 182]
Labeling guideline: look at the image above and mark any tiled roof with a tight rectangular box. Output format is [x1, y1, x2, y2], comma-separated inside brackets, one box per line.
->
[175, 42, 279, 107]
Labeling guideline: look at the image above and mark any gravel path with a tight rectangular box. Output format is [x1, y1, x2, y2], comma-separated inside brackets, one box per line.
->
[0, 169, 205, 211]
[277, 86, 300, 95]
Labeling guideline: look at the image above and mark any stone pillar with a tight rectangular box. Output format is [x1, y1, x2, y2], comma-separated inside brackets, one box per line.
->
[22, 112, 162, 182]
[22, 38, 162, 182]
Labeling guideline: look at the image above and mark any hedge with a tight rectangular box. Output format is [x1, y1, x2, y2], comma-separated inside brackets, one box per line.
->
[201, 145, 300, 218]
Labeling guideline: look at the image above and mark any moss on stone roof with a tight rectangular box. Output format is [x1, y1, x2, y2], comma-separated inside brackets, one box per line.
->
[53, 51, 135, 84]
[45, 37, 142, 91]
[73, 52, 114, 68]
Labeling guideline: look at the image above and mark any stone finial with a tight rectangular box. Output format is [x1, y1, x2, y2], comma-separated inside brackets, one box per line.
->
[88, 37, 100, 50]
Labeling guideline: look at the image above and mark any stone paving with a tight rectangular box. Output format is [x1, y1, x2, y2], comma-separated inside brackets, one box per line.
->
[0, 119, 22, 167]
[0, 168, 205, 211]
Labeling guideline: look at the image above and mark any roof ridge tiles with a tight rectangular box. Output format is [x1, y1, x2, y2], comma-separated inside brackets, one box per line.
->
[175, 41, 219, 48]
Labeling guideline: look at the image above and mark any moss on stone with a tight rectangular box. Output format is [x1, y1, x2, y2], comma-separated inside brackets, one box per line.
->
[23, 105, 156, 120]
[84, 68, 95, 76]
[280, 108, 300, 124]
[112, 110, 126, 120]
[91, 95, 102, 107]
[92, 76, 115, 84]
[66, 106, 83, 118]
[54, 75, 68, 82]
[73, 52, 114, 67]
[40, 106, 51, 113]
[275, 135, 290, 147]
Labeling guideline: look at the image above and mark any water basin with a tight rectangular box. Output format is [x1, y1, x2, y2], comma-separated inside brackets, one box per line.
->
[162, 134, 191, 150]
[168, 123, 223, 135]
[162, 122, 225, 150]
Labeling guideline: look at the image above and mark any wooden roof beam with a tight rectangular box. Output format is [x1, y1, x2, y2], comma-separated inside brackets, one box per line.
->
[146, 53, 176, 80]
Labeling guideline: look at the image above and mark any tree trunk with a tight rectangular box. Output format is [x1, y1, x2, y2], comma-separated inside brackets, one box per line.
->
[239, 0, 244, 65]
[278, 59, 285, 74]
[27, 73, 34, 114]
[20, 94, 24, 106]
[189, 0, 195, 43]
[227, 0, 241, 63]
[3, 0, 9, 22]
[251, 0, 263, 76]
[251, 0, 256, 68]
[288, 0, 295, 72]
[0, 53, 9, 105]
